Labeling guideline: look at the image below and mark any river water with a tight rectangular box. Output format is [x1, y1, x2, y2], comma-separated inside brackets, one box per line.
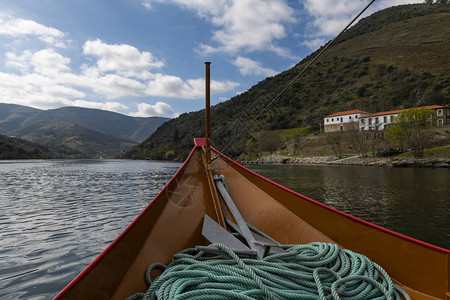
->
[0, 159, 182, 300]
[247, 163, 450, 250]
[0, 159, 448, 299]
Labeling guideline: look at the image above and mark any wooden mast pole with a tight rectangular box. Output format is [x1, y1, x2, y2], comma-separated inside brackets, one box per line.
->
[205, 62, 211, 163]
[202, 61, 225, 227]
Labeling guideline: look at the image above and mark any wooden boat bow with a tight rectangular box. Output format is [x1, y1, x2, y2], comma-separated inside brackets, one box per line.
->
[54, 61, 449, 299]
[53, 141, 449, 299]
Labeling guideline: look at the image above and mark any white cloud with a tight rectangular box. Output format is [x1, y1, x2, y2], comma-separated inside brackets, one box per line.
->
[0, 72, 31, 99]
[211, 79, 241, 94]
[0, 8, 241, 116]
[141, 1, 153, 10]
[214, 0, 295, 55]
[6, 49, 71, 76]
[146, 74, 188, 98]
[31, 49, 71, 76]
[83, 39, 164, 79]
[5, 50, 33, 72]
[142, 0, 227, 16]
[71, 100, 129, 114]
[85, 73, 147, 99]
[131, 101, 174, 117]
[146, 0, 297, 59]
[0, 13, 67, 48]
[145, 74, 239, 99]
[1, 38, 238, 115]
[301, 38, 326, 51]
[232, 56, 277, 77]
[42, 85, 85, 99]
[303, 0, 425, 40]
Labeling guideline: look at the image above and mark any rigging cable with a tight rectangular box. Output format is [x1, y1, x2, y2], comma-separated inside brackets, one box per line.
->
[211, 0, 376, 162]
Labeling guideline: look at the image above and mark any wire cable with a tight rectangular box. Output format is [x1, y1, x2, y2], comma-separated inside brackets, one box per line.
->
[211, 0, 376, 162]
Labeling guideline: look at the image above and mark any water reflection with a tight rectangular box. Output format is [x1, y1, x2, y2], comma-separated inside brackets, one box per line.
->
[248, 164, 450, 250]
[0, 159, 181, 300]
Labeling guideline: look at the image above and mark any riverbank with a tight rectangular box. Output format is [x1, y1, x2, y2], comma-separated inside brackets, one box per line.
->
[247, 154, 450, 168]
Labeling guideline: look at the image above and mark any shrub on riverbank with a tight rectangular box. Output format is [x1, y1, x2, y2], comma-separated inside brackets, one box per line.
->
[423, 145, 450, 157]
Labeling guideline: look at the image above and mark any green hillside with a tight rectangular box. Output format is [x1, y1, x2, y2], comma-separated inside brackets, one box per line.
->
[20, 122, 136, 158]
[0, 104, 169, 158]
[124, 4, 450, 161]
[0, 104, 40, 133]
[0, 104, 168, 142]
[0, 135, 53, 159]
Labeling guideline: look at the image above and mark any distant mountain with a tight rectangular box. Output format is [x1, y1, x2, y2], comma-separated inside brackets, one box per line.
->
[0, 104, 169, 158]
[0, 104, 169, 142]
[19, 122, 136, 158]
[0, 104, 40, 133]
[123, 3, 450, 161]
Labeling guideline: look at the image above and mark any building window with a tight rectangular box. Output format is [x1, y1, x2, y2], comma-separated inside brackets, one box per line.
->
[438, 119, 443, 126]
[390, 116, 394, 122]
[340, 117, 343, 122]
[355, 115, 358, 119]
[375, 118, 379, 124]
[368, 119, 372, 125]
[360, 119, 365, 125]
[340, 125, 343, 131]
[332, 118, 334, 121]
[349, 116, 352, 120]
[326, 119, 329, 123]
[437, 109, 443, 116]
[383, 116, 387, 123]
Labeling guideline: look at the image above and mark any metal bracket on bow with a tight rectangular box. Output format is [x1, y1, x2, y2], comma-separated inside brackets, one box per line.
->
[199, 175, 284, 259]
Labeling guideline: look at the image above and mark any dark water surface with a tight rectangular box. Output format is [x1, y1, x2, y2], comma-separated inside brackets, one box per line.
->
[247, 163, 450, 250]
[0, 159, 181, 300]
[1, 160, 449, 299]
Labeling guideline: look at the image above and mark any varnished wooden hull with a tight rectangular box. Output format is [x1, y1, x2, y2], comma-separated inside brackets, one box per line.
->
[54, 142, 450, 300]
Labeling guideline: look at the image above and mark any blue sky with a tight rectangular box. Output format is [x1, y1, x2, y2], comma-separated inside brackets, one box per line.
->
[0, 0, 422, 118]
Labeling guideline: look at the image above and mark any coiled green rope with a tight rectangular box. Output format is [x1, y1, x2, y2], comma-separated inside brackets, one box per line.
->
[126, 241, 411, 300]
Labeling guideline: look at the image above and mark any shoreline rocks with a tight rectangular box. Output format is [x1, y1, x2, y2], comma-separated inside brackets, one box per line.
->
[247, 154, 450, 168]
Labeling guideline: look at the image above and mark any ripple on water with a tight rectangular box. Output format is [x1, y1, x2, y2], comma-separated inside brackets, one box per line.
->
[0, 159, 181, 300]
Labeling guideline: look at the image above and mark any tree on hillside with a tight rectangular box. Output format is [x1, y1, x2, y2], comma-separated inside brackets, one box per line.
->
[386, 108, 434, 158]
[385, 125, 407, 152]
[326, 132, 344, 158]
[346, 122, 368, 157]
[370, 129, 383, 156]
[258, 131, 281, 155]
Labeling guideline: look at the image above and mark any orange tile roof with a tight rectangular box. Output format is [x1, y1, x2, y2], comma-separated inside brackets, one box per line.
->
[364, 105, 445, 117]
[324, 110, 370, 118]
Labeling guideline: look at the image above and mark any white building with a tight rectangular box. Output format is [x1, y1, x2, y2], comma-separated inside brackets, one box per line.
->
[324, 110, 370, 133]
[359, 105, 450, 131]
[359, 110, 402, 131]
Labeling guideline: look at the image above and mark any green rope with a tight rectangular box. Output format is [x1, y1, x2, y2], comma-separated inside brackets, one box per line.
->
[125, 241, 411, 300]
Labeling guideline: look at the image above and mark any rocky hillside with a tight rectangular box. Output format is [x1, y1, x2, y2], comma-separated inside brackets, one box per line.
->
[123, 3, 450, 161]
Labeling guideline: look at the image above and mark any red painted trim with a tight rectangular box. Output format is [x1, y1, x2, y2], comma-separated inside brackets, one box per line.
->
[193, 138, 206, 146]
[55, 144, 449, 298]
[53, 145, 201, 299]
[212, 147, 450, 254]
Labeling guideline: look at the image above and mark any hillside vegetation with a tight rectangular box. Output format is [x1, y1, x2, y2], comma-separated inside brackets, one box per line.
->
[0, 135, 53, 159]
[123, 3, 450, 161]
[0, 104, 169, 158]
